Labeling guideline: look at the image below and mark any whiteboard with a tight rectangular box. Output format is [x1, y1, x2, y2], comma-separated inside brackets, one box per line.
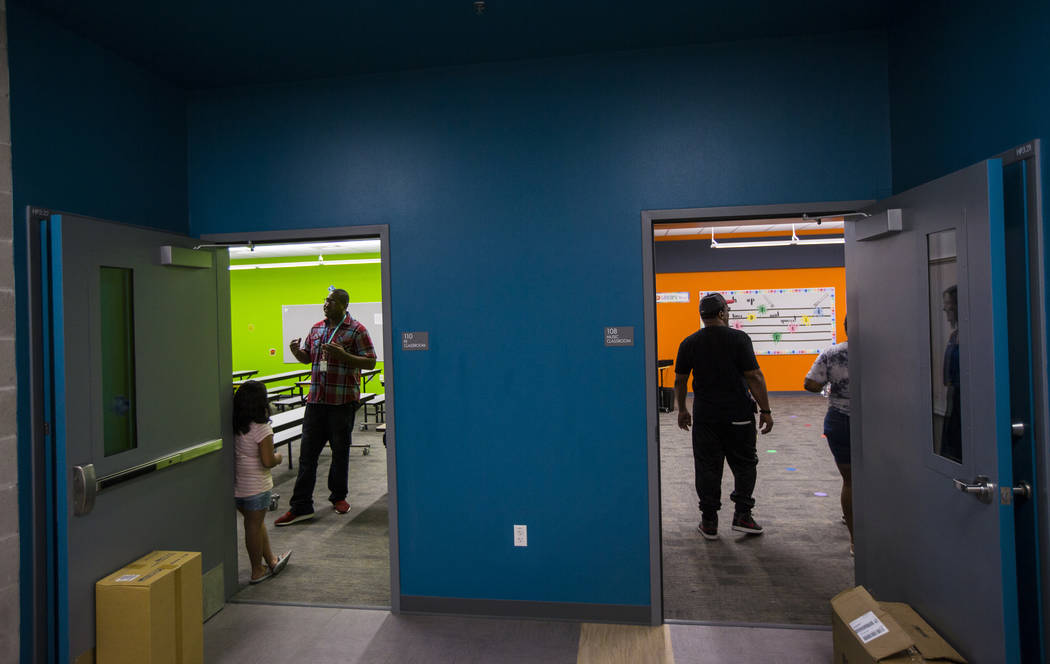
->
[714, 287, 837, 355]
[281, 302, 384, 363]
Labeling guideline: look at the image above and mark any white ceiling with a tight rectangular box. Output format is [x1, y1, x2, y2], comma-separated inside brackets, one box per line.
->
[654, 220, 844, 238]
[227, 239, 381, 259]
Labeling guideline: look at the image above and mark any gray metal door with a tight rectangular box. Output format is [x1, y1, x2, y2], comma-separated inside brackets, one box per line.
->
[36, 212, 235, 663]
[846, 159, 1026, 662]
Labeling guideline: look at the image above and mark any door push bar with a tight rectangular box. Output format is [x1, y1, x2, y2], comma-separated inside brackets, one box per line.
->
[953, 475, 1033, 506]
[71, 438, 223, 516]
[954, 475, 996, 504]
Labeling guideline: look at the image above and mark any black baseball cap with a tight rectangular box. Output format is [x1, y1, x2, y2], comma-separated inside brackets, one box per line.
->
[699, 292, 729, 316]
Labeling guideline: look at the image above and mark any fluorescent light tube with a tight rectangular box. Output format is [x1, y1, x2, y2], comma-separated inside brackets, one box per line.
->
[710, 226, 843, 249]
[229, 258, 381, 270]
[712, 239, 795, 249]
[794, 238, 845, 245]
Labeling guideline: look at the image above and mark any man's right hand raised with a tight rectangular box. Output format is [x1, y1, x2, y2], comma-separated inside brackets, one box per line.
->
[289, 337, 301, 353]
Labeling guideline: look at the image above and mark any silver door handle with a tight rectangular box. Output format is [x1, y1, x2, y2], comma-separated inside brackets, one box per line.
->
[1013, 481, 1033, 500]
[72, 464, 97, 516]
[953, 475, 995, 504]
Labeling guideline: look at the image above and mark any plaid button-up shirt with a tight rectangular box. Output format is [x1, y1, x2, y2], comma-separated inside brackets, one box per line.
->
[302, 315, 376, 405]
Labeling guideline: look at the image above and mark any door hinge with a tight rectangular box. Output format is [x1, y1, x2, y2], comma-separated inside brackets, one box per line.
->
[43, 422, 50, 436]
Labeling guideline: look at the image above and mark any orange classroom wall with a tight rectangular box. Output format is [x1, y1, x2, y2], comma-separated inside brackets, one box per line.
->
[656, 267, 846, 392]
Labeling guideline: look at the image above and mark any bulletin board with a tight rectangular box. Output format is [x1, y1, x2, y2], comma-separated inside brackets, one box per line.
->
[718, 287, 836, 355]
[281, 302, 385, 363]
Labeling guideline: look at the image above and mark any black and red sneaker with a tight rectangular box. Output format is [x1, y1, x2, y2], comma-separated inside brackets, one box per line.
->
[698, 513, 718, 540]
[731, 511, 764, 535]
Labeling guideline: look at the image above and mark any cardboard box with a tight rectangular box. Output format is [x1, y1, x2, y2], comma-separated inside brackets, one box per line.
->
[96, 564, 177, 664]
[831, 586, 967, 663]
[127, 551, 204, 664]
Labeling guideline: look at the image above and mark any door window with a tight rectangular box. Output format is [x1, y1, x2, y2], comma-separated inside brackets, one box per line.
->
[927, 230, 961, 462]
[100, 266, 138, 456]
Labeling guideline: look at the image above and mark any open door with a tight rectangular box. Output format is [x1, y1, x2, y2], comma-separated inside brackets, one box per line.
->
[28, 211, 235, 663]
[846, 148, 1044, 663]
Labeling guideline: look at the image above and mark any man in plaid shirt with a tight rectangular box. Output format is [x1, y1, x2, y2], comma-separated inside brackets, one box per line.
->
[275, 288, 377, 526]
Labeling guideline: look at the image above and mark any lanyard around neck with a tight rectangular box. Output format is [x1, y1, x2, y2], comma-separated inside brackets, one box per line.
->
[325, 315, 347, 345]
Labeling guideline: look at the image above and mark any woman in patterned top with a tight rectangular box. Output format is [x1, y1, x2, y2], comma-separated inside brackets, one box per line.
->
[233, 381, 291, 583]
[804, 316, 852, 554]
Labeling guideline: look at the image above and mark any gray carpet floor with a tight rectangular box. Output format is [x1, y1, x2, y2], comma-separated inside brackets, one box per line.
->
[233, 424, 391, 606]
[661, 392, 855, 625]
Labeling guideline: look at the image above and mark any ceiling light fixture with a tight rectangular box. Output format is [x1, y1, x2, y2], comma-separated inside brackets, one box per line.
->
[710, 225, 844, 249]
[229, 258, 381, 270]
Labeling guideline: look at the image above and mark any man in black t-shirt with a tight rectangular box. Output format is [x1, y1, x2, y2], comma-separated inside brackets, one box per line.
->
[675, 292, 774, 540]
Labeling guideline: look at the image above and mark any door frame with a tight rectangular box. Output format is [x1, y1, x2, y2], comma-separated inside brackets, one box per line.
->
[639, 200, 874, 625]
[994, 140, 1049, 655]
[200, 224, 400, 613]
[21, 205, 53, 663]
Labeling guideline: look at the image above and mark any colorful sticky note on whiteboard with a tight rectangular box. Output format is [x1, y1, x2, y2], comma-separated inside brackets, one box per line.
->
[747, 313, 757, 321]
[772, 332, 783, 343]
[801, 315, 812, 325]
[757, 304, 768, 314]
[788, 324, 798, 333]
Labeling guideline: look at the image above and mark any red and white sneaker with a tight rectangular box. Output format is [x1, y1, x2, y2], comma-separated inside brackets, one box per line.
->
[332, 500, 351, 514]
[274, 510, 314, 527]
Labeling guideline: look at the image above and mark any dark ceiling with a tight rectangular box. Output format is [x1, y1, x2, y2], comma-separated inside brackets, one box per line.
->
[13, 1, 892, 89]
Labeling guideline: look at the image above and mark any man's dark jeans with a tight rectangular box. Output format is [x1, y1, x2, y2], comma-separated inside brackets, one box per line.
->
[289, 402, 357, 514]
[691, 419, 758, 516]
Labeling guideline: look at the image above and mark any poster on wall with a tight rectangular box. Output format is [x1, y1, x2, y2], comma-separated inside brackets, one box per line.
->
[708, 287, 837, 355]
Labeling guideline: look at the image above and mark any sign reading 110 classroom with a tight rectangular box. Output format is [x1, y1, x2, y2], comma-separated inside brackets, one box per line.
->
[716, 287, 836, 356]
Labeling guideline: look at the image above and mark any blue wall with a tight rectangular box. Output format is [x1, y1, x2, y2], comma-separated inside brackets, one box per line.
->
[888, 1, 1050, 192]
[189, 31, 891, 605]
[8, 3, 189, 232]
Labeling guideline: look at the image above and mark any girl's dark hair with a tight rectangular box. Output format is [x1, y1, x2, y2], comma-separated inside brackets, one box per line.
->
[233, 380, 270, 435]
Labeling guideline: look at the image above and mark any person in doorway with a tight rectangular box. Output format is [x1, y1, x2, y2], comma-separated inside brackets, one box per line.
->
[675, 292, 773, 541]
[275, 288, 377, 526]
[940, 285, 962, 463]
[804, 316, 852, 554]
[233, 380, 292, 583]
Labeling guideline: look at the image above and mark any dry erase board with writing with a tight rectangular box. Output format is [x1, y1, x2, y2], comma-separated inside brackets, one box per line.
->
[715, 287, 836, 355]
[282, 302, 385, 363]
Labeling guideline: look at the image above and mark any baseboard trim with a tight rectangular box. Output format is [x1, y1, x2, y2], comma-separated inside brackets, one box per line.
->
[400, 596, 649, 623]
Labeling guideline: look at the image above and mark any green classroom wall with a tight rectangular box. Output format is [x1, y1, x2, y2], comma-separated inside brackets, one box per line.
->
[229, 253, 385, 394]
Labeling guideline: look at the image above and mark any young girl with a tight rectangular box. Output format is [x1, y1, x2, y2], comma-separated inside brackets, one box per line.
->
[233, 380, 292, 583]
